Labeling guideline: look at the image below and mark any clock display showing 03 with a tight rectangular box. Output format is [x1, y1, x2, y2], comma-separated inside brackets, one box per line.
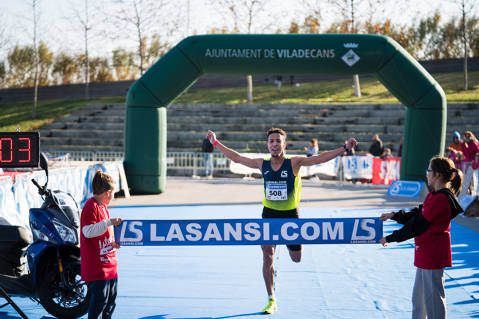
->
[0, 132, 40, 168]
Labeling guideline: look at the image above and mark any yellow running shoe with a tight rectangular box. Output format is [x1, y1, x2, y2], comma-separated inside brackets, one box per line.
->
[262, 298, 278, 314]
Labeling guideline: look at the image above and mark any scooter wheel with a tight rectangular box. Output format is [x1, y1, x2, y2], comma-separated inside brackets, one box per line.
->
[37, 261, 90, 319]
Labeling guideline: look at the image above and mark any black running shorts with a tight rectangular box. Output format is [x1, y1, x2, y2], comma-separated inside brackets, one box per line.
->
[262, 206, 302, 251]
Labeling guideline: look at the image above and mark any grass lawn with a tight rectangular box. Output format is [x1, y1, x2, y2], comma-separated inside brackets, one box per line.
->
[0, 96, 125, 132]
[0, 71, 478, 132]
[176, 70, 479, 104]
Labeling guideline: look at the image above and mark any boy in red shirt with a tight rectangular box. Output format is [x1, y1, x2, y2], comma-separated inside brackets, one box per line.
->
[80, 171, 122, 319]
[379, 156, 463, 319]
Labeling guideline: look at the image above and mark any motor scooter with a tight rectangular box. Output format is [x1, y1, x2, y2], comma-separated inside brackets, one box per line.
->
[0, 153, 89, 318]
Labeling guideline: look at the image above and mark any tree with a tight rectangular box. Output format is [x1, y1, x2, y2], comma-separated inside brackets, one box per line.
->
[110, 0, 173, 76]
[88, 56, 113, 82]
[301, 0, 322, 33]
[288, 21, 300, 34]
[112, 48, 136, 80]
[67, 0, 97, 99]
[210, 0, 273, 103]
[410, 12, 442, 60]
[328, 0, 363, 97]
[52, 52, 79, 84]
[36, 42, 53, 86]
[467, 16, 479, 56]
[363, 20, 416, 56]
[7, 45, 35, 88]
[144, 33, 169, 68]
[31, 0, 41, 119]
[286, 1, 322, 34]
[326, 0, 410, 96]
[0, 61, 5, 86]
[453, 0, 477, 90]
[439, 19, 462, 59]
[0, 13, 9, 61]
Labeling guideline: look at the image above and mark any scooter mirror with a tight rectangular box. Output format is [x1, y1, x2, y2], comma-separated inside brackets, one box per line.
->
[39, 153, 49, 179]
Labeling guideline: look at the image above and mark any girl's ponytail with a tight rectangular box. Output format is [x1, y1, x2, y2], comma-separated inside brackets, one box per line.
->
[449, 167, 463, 196]
[430, 156, 463, 196]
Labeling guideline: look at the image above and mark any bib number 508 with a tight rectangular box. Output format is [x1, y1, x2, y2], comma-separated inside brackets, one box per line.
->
[269, 190, 282, 196]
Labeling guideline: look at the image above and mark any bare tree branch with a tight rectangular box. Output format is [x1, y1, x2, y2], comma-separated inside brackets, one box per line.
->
[108, 0, 175, 75]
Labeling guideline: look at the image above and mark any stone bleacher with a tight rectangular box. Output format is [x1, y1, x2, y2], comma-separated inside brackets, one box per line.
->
[39, 103, 479, 155]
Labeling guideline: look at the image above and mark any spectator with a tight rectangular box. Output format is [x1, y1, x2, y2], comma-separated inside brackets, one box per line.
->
[379, 156, 463, 319]
[81, 171, 122, 319]
[473, 152, 479, 171]
[202, 137, 214, 179]
[304, 138, 319, 157]
[289, 75, 295, 85]
[455, 151, 465, 172]
[274, 75, 282, 88]
[445, 147, 457, 165]
[397, 137, 403, 157]
[342, 139, 355, 156]
[369, 134, 384, 157]
[461, 131, 479, 165]
[449, 131, 462, 152]
[381, 148, 393, 159]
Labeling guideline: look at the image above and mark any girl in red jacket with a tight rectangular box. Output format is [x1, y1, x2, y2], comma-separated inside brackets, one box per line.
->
[379, 156, 463, 319]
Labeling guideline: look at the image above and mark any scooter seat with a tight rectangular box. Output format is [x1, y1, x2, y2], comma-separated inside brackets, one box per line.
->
[0, 225, 31, 248]
[0, 225, 31, 265]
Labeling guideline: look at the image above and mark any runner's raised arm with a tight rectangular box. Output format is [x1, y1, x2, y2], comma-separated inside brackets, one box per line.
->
[206, 130, 263, 170]
[292, 138, 358, 174]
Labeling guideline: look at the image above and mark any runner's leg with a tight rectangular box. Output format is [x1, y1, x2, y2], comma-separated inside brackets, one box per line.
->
[262, 244, 276, 296]
[288, 245, 302, 263]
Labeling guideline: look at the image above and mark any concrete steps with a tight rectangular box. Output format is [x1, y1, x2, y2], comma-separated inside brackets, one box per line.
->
[38, 103, 479, 155]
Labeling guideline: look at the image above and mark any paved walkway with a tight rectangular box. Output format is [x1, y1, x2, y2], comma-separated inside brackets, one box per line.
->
[112, 177, 422, 208]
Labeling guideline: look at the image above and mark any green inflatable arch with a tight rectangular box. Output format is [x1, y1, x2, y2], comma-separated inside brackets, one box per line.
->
[125, 34, 446, 194]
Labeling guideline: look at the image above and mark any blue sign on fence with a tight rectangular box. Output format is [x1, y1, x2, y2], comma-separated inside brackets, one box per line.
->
[386, 181, 425, 198]
[114, 218, 383, 246]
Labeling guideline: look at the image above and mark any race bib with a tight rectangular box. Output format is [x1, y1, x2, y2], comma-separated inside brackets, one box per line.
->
[266, 182, 287, 200]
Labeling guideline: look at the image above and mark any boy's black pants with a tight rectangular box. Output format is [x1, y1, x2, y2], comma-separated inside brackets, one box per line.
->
[88, 278, 118, 319]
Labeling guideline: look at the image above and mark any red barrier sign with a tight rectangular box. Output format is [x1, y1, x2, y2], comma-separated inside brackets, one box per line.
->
[372, 157, 401, 185]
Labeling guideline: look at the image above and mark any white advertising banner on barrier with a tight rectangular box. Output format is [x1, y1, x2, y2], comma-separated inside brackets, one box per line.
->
[0, 177, 25, 227]
[229, 153, 263, 175]
[229, 153, 339, 177]
[305, 157, 340, 177]
[0, 162, 124, 227]
[342, 156, 373, 179]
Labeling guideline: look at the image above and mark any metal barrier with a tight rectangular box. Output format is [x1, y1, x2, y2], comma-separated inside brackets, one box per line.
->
[166, 152, 230, 176]
[41, 151, 404, 185]
[46, 151, 230, 176]
[46, 150, 124, 162]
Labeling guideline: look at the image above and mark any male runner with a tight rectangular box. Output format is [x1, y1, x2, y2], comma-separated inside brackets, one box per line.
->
[206, 128, 358, 314]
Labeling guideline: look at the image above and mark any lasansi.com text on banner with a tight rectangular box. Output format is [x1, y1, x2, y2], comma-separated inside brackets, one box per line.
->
[114, 218, 383, 246]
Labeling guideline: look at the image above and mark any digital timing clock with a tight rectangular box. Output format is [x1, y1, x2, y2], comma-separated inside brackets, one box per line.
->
[0, 132, 40, 168]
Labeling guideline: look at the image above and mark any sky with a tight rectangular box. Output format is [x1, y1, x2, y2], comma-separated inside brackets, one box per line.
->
[0, 0, 476, 60]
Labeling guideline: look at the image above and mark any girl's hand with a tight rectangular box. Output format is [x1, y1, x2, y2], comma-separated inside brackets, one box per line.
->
[379, 237, 387, 247]
[112, 241, 121, 249]
[379, 212, 394, 221]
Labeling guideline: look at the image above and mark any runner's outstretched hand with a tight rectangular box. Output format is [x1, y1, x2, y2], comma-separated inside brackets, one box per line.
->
[206, 130, 217, 145]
